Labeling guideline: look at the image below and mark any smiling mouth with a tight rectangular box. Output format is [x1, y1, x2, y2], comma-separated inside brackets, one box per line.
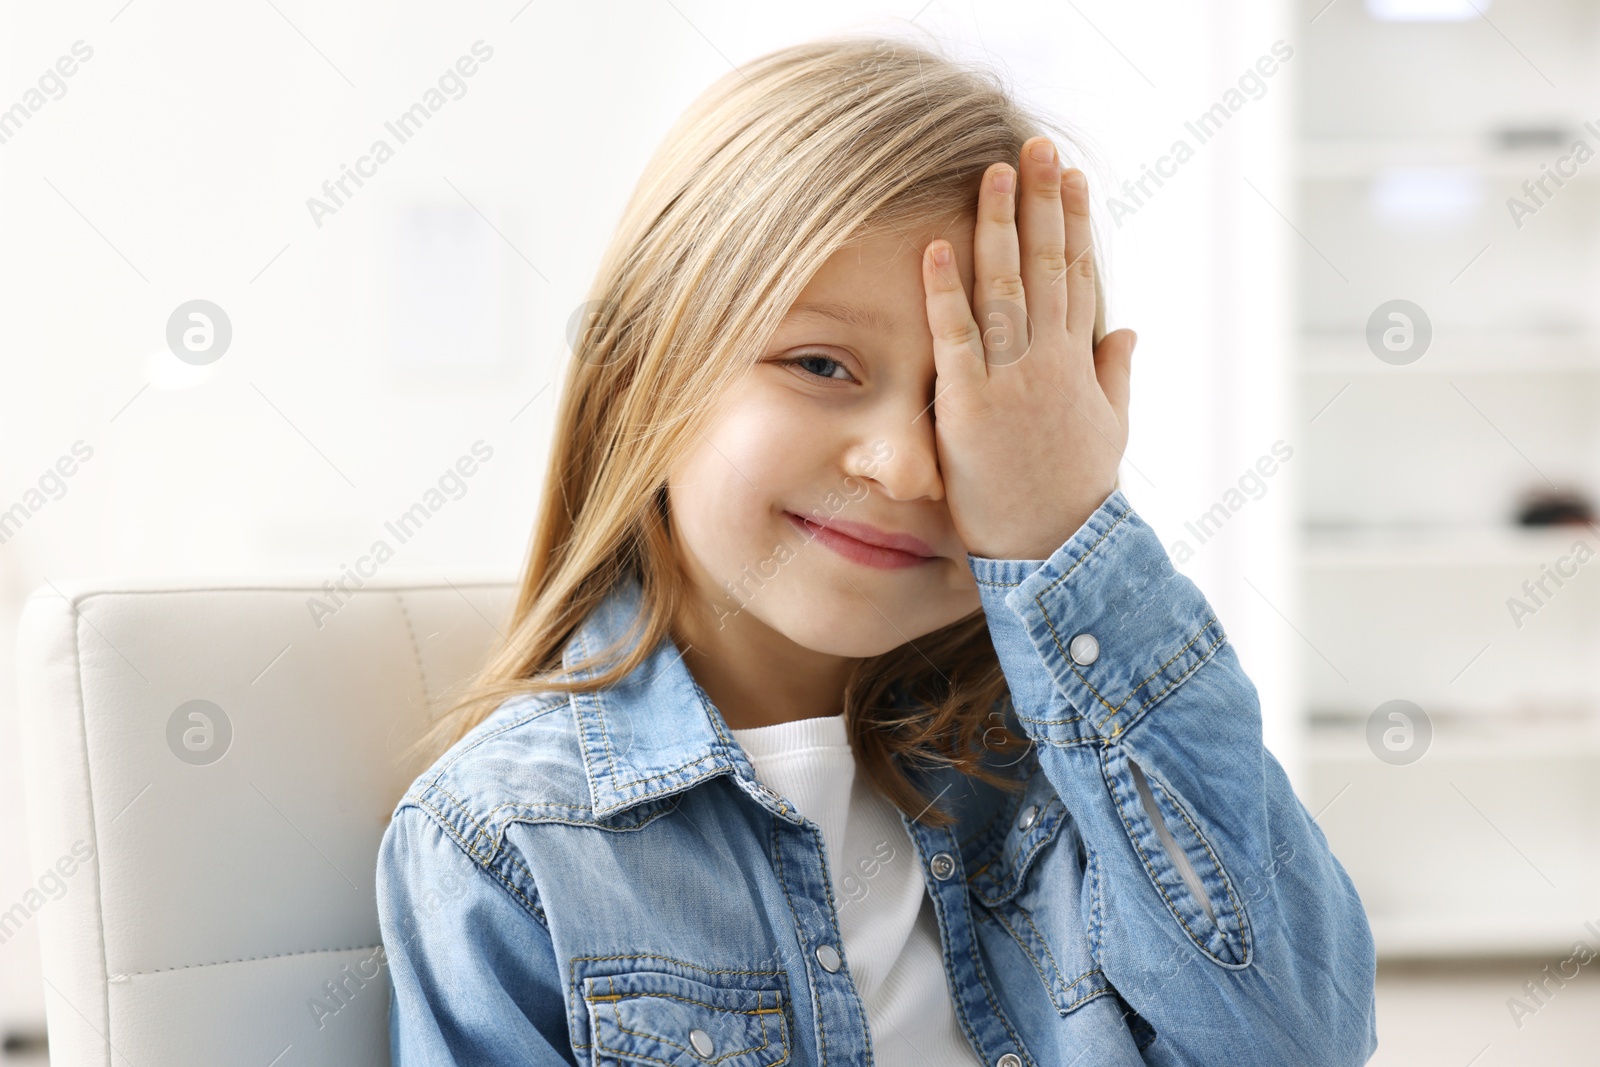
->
[784, 512, 937, 570]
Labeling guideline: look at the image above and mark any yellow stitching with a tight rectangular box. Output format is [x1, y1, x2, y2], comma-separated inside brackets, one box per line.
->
[1015, 712, 1086, 726]
[594, 992, 782, 1064]
[408, 797, 547, 924]
[579, 627, 621, 787]
[1137, 630, 1227, 715]
[941, 835, 1035, 1064]
[1039, 736, 1102, 749]
[923, 841, 989, 1059]
[1099, 755, 1204, 946]
[503, 808, 673, 886]
[1063, 984, 1112, 1012]
[770, 819, 828, 1067]
[601, 752, 726, 792]
[1148, 774, 1254, 961]
[973, 800, 1063, 904]
[431, 780, 496, 859]
[968, 502, 1134, 591]
[572, 954, 783, 974]
[1003, 804, 1056, 884]
[1098, 758, 1217, 957]
[1016, 901, 1068, 996]
[587, 992, 783, 1014]
[569, 956, 789, 1054]
[988, 904, 1060, 1002]
[1044, 610, 1219, 726]
[1064, 966, 1104, 988]
[1102, 629, 1226, 736]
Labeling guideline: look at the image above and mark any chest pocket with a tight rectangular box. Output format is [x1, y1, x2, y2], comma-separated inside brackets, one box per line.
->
[575, 958, 791, 1067]
[965, 772, 1114, 1017]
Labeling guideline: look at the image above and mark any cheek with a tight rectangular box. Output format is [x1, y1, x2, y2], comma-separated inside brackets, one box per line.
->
[668, 391, 818, 575]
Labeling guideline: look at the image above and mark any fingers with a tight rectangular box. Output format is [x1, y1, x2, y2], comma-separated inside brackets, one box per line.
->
[972, 162, 1028, 365]
[1017, 136, 1068, 342]
[1060, 163, 1097, 341]
[1093, 328, 1136, 424]
[922, 239, 986, 389]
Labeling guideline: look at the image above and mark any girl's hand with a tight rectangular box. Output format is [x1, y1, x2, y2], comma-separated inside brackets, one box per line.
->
[922, 136, 1137, 562]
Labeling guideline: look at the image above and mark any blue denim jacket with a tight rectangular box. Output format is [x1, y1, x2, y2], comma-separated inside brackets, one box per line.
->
[376, 490, 1379, 1065]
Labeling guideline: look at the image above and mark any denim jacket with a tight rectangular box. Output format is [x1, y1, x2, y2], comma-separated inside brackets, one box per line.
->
[376, 490, 1379, 1066]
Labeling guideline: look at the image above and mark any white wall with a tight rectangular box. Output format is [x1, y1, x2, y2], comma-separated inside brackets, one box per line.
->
[0, 0, 1291, 1035]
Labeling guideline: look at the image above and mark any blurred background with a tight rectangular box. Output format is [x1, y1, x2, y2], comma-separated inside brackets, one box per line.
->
[2, 0, 1597, 1063]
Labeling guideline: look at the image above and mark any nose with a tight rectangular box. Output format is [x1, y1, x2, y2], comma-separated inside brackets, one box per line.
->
[846, 396, 945, 503]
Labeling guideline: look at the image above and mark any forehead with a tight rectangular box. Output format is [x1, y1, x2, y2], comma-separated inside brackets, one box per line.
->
[782, 220, 976, 332]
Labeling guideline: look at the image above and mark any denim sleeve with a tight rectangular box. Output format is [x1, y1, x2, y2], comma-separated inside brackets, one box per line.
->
[967, 490, 1378, 1066]
[376, 802, 575, 1065]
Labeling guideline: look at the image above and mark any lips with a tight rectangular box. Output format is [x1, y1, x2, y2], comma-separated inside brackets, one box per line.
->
[784, 512, 938, 571]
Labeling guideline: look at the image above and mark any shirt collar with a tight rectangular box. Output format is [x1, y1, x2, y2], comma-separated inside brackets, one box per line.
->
[562, 572, 958, 825]
[562, 572, 748, 817]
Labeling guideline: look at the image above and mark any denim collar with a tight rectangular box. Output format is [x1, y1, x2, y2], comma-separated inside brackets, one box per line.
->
[561, 572, 952, 825]
[562, 572, 751, 818]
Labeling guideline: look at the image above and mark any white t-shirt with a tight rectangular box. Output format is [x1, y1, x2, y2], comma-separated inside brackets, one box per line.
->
[730, 713, 984, 1067]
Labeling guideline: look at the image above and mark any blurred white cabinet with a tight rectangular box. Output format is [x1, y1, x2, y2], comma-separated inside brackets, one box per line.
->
[1295, 0, 1600, 957]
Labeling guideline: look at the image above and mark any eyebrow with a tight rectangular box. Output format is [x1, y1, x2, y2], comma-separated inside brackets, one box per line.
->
[785, 300, 899, 333]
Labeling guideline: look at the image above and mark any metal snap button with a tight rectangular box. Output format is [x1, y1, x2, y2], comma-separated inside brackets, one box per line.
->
[1017, 804, 1039, 831]
[996, 1055, 1023, 1067]
[689, 1028, 715, 1058]
[1068, 633, 1099, 665]
[815, 944, 842, 972]
[929, 851, 957, 880]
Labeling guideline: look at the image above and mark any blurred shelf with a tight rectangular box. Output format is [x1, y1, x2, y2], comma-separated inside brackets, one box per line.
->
[1309, 713, 1600, 756]
[1297, 134, 1600, 182]
[1368, 913, 1600, 960]
[1298, 334, 1600, 376]
[1307, 726, 1600, 960]
[1303, 525, 1597, 569]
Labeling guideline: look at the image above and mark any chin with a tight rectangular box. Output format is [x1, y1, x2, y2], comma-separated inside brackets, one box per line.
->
[774, 615, 913, 659]
[751, 585, 943, 658]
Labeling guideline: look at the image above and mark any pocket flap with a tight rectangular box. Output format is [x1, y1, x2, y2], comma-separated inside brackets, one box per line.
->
[580, 963, 790, 1067]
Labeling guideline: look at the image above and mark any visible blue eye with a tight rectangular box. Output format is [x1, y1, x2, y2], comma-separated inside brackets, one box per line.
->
[783, 353, 854, 382]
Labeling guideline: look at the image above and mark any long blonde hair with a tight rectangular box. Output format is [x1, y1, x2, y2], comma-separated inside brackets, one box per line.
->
[408, 31, 1107, 826]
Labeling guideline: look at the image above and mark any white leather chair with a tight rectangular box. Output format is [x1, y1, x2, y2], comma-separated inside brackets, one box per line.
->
[16, 575, 514, 1066]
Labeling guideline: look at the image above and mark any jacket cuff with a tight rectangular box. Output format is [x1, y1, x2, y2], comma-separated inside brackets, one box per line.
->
[966, 489, 1226, 745]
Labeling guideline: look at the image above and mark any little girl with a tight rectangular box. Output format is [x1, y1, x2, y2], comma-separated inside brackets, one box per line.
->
[377, 33, 1378, 1066]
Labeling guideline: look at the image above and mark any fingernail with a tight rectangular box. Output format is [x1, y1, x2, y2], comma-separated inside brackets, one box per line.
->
[1030, 139, 1055, 165]
[932, 242, 951, 266]
[993, 166, 1014, 194]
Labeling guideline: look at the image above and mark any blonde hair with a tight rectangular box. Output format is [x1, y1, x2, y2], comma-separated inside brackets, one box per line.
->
[407, 31, 1107, 826]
